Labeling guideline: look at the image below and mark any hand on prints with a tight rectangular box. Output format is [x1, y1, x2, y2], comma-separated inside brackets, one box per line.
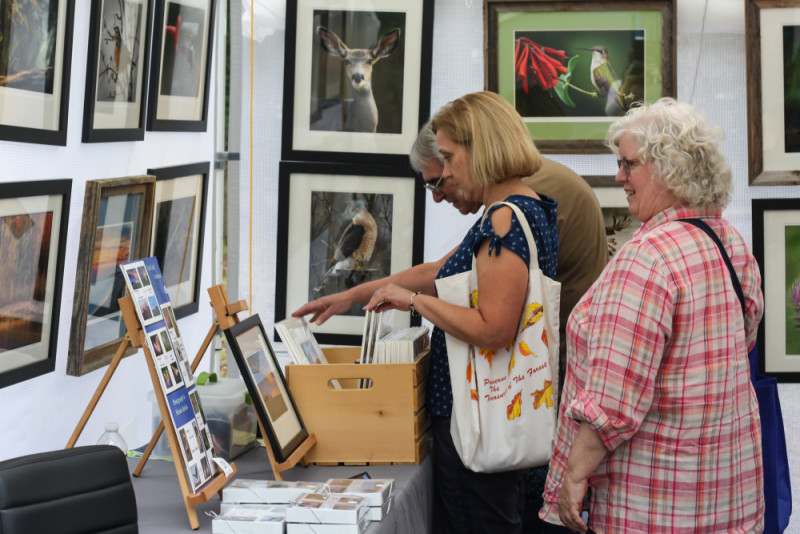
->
[364, 283, 415, 314]
[557, 474, 589, 532]
[292, 293, 355, 325]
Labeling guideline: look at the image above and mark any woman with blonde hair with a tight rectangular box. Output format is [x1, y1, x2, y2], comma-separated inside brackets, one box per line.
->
[540, 98, 764, 533]
[360, 91, 559, 533]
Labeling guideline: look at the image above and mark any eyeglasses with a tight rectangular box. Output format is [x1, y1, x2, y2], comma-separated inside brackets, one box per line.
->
[423, 175, 446, 194]
[617, 157, 642, 178]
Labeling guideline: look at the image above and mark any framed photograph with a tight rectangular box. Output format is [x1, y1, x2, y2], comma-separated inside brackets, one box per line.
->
[147, 0, 216, 131]
[0, 180, 71, 389]
[82, 0, 153, 143]
[68, 175, 155, 376]
[485, 0, 676, 153]
[0, 0, 75, 146]
[745, 0, 800, 184]
[147, 162, 209, 318]
[281, 0, 434, 164]
[752, 198, 800, 381]
[224, 313, 310, 464]
[275, 161, 425, 345]
[592, 184, 641, 261]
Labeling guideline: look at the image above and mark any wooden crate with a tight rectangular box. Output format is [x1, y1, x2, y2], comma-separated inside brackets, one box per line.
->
[285, 347, 429, 465]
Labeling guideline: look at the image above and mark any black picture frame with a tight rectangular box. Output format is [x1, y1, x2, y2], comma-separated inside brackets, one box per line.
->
[147, 0, 216, 132]
[752, 198, 800, 382]
[0, 0, 75, 146]
[224, 314, 310, 464]
[147, 161, 209, 318]
[281, 0, 434, 165]
[83, 0, 153, 143]
[0, 179, 71, 389]
[275, 161, 425, 345]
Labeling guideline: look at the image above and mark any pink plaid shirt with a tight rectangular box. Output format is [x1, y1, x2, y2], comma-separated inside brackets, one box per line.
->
[540, 207, 764, 533]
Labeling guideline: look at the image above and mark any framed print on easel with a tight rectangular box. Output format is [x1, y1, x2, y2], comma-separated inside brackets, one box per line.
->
[275, 161, 425, 345]
[147, 0, 216, 131]
[281, 0, 434, 165]
[745, 0, 800, 184]
[147, 162, 209, 318]
[0, 0, 75, 146]
[484, 0, 676, 153]
[0, 179, 71, 389]
[83, 0, 153, 143]
[68, 175, 155, 376]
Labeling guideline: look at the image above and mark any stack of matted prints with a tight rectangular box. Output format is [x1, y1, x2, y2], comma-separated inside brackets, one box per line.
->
[285, 493, 370, 534]
[324, 478, 394, 521]
[212, 504, 286, 534]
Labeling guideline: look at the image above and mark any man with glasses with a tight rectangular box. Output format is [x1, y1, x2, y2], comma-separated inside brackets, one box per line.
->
[294, 120, 607, 533]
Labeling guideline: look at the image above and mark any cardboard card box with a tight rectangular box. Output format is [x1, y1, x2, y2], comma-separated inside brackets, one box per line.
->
[286, 493, 368, 525]
[212, 504, 286, 534]
[324, 478, 393, 507]
[286, 513, 369, 534]
[223, 479, 324, 504]
[367, 496, 392, 521]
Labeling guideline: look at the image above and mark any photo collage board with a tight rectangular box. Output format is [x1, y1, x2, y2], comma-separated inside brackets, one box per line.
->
[120, 256, 219, 492]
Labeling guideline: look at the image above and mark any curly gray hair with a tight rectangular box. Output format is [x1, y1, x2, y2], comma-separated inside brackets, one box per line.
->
[409, 120, 443, 173]
[605, 97, 732, 211]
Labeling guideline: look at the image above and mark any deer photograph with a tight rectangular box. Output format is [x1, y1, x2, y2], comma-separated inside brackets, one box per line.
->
[310, 11, 405, 134]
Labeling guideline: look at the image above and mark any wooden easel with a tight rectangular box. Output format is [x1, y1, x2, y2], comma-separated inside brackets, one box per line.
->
[66, 294, 237, 530]
[207, 284, 317, 481]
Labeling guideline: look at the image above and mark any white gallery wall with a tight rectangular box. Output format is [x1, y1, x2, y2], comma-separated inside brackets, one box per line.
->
[0, 2, 219, 459]
[233, 0, 799, 530]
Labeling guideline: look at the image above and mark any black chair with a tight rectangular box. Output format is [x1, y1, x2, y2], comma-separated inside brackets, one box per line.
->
[0, 445, 138, 534]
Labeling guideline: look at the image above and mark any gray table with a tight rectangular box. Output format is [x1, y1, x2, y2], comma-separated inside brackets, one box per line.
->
[127, 445, 433, 533]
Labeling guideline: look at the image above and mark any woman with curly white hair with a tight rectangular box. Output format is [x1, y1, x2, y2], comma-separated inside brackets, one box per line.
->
[539, 98, 765, 533]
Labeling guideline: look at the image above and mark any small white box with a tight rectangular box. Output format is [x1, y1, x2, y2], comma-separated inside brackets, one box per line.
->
[367, 497, 392, 521]
[286, 493, 368, 525]
[212, 504, 286, 534]
[223, 479, 325, 504]
[324, 478, 393, 507]
[286, 514, 369, 534]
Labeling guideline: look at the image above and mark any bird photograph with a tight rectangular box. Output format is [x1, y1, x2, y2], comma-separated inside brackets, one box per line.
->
[512, 29, 644, 118]
[308, 193, 393, 314]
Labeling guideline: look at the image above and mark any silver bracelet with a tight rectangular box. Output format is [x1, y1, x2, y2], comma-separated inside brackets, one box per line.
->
[409, 290, 422, 317]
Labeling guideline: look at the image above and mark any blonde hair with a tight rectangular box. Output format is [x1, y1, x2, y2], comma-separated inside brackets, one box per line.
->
[606, 97, 732, 211]
[431, 91, 541, 187]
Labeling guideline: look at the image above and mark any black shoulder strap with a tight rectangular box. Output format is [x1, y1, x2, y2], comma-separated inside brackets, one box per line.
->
[680, 218, 746, 317]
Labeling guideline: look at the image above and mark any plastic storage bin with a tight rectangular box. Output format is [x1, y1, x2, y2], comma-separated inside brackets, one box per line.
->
[197, 377, 258, 461]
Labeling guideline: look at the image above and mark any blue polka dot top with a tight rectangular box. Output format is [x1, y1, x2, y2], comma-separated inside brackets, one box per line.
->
[429, 194, 559, 417]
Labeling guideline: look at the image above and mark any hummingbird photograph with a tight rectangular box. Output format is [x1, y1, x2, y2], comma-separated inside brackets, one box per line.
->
[512, 29, 645, 119]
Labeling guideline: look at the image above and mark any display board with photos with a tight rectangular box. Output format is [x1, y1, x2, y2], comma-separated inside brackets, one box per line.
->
[120, 256, 218, 492]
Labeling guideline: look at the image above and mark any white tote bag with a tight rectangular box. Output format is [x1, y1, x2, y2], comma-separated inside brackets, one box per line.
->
[435, 201, 560, 473]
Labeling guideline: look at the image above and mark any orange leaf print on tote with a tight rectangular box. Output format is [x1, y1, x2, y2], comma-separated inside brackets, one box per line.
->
[507, 391, 522, 420]
[466, 360, 472, 383]
[541, 328, 548, 347]
[521, 302, 543, 331]
[519, 341, 535, 357]
[532, 380, 554, 409]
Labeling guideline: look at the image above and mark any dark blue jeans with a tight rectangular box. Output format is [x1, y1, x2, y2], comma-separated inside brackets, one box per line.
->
[431, 416, 525, 534]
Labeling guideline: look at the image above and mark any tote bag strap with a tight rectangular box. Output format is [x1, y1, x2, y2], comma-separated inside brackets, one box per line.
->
[679, 218, 745, 317]
[479, 201, 539, 269]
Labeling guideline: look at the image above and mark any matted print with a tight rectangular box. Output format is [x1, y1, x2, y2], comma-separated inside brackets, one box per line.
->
[485, 0, 675, 153]
[0, 180, 70, 389]
[592, 185, 642, 260]
[275, 161, 424, 345]
[0, 0, 75, 145]
[753, 198, 800, 381]
[282, 0, 433, 164]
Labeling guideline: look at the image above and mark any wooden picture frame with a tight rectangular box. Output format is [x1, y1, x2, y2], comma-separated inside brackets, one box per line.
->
[82, 0, 153, 143]
[281, 0, 434, 165]
[0, 179, 71, 389]
[223, 313, 310, 464]
[275, 161, 425, 345]
[147, 162, 209, 318]
[68, 175, 155, 376]
[745, 0, 800, 184]
[752, 198, 800, 381]
[147, 0, 216, 132]
[0, 0, 75, 146]
[592, 184, 641, 261]
[484, 0, 676, 153]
